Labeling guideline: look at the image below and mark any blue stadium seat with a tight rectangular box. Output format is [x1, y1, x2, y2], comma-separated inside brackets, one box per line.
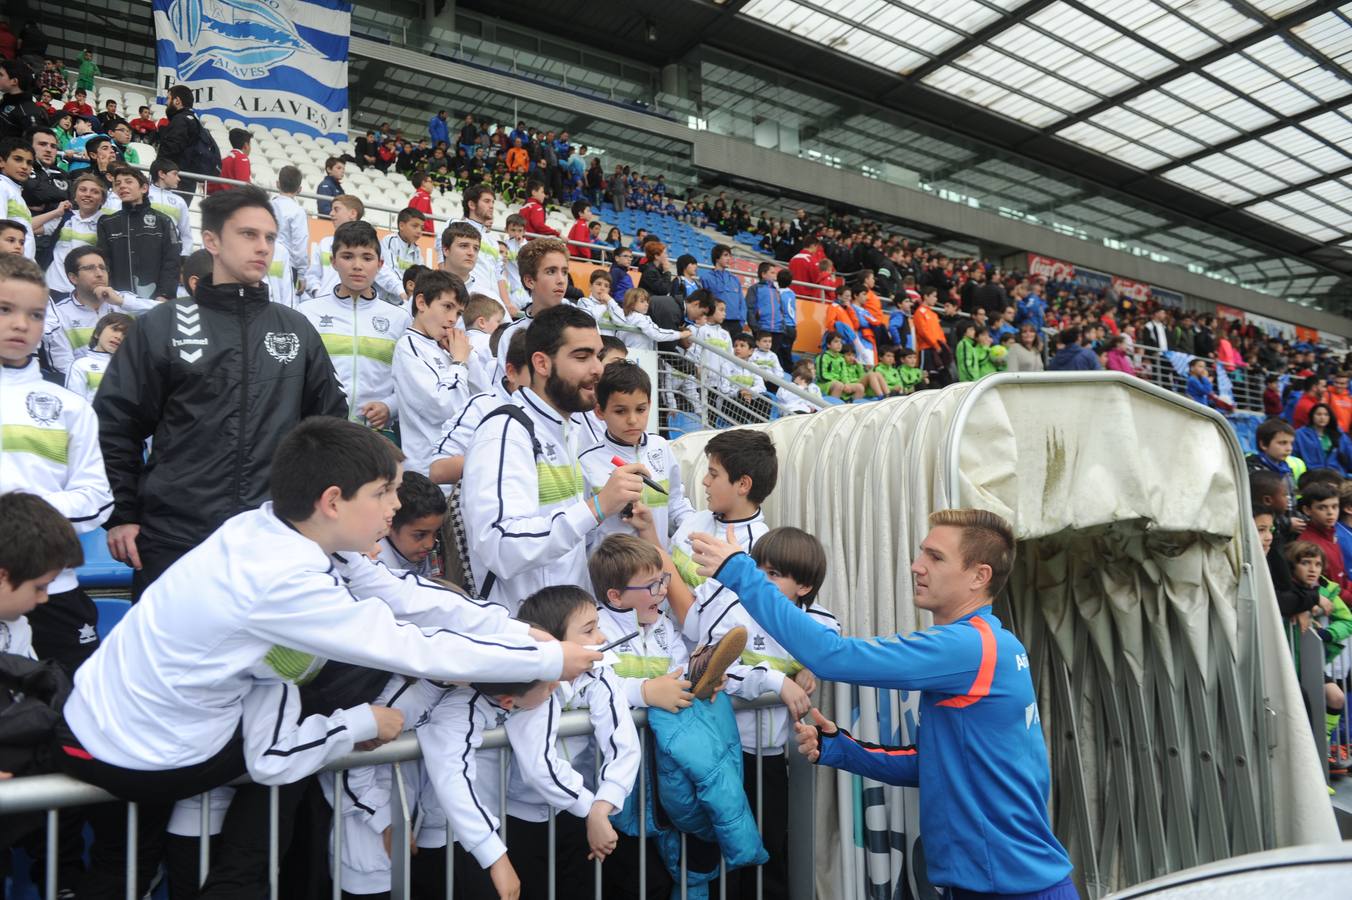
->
[77, 529, 133, 590]
[95, 597, 132, 639]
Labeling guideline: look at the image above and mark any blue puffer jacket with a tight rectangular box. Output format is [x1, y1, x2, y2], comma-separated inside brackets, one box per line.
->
[1294, 425, 1352, 476]
[613, 693, 767, 898]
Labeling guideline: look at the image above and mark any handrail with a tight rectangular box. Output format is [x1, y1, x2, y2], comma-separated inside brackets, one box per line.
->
[0, 693, 787, 815]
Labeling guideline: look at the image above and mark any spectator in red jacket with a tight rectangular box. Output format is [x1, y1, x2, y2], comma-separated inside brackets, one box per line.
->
[129, 105, 158, 142]
[520, 178, 558, 238]
[1294, 379, 1327, 428]
[407, 171, 435, 234]
[62, 88, 93, 119]
[210, 127, 252, 194]
[566, 199, 592, 259]
[788, 234, 825, 301]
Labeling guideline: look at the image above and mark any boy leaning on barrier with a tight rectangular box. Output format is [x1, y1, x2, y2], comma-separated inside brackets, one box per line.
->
[53, 416, 599, 898]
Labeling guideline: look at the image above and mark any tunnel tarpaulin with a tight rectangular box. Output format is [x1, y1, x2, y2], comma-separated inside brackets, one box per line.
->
[668, 373, 1335, 899]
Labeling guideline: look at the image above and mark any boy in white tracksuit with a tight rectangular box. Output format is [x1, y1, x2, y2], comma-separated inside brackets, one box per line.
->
[380, 211, 427, 305]
[43, 172, 110, 294]
[265, 242, 297, 308]
[578, 362, 694, 549]
[299, 222, 411, 427]
[391, 271, 472, 480]
[43, 245, 154, 376]
[148, 160, 194, 257]
[63, 310, 129, 402]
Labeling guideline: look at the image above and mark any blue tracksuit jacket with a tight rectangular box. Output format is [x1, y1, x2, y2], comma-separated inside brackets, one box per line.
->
[713, 552, 1072, 894]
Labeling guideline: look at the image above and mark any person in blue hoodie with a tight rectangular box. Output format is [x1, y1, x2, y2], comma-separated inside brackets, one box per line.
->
[751, 260, 787, 368]
[1014, 280, 1047, 333]
[688, 508, 1075, 899]
[426, 109, 449, 148]
[1295, 403, 1352, 476]
[1046, 327, 1100, 372]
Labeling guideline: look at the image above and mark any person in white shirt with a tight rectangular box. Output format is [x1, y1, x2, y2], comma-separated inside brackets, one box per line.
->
[461, 303, 647, 612]
[454, 183, 516, 318]
[501, 214, 530, 314]
[439, 219, 499, 301]
[299, 221, 412, 429]
[43, 172, 110, 294]
[148, 159, 194, 258]
[43, 245, 155, 376]
[269, 165, 310, 292]
[64, 310, 130, 401]
[374, 472, 446, 577]
[379, 208, 426, 305]
[577, 269, 616, 333]
[462, 293, 505, 395]
[0, 255, 113, 672]
[304, 194, 360, 300]
[391, 269, 471, 481]
[0, 492, 85, 662]
[54, 416, 601, 897]
[613, 287, 689, 351]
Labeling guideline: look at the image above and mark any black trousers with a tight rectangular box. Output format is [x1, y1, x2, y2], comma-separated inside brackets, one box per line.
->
[722, 320, 744, 339]
[716, 753, 788, 900]
[504, 814, 594, 900]
[602, 831, 671, 900]
[26, 585, 99, 674]
[131, 532, 195, 601]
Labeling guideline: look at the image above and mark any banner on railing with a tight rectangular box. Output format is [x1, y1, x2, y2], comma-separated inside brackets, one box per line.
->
[1246, 312, 1296, 340]
[1112, 276, 1151, 303]
[1152, 287, 1185, 308]
[153, 0, 352, 140]
[1216, 304, 1247, 322]
[1027, 253, 1074, 281]
[1075, 266, 1112, 295]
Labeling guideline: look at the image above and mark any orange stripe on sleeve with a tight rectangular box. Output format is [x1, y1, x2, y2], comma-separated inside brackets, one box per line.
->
[935, 617, 997, 709]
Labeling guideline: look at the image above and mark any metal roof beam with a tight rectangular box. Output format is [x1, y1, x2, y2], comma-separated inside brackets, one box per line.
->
[883, 0, 1060, 91]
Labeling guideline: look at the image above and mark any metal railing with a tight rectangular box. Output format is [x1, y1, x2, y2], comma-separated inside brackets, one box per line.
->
[1083, 340, 1265, 414]
[0, 695, 811, 900]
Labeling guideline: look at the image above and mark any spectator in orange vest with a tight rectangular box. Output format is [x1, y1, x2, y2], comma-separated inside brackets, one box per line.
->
[505, 137, 529, 174]
[1327, 372, 1352, 433]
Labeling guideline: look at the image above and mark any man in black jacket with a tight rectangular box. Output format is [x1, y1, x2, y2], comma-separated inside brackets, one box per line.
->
[96, 164, 181, 301]
[0, 57, 46, 140]
[95, 185, 347, 598]
[21, 125, 68, 217]
[155, 84, 206, 198]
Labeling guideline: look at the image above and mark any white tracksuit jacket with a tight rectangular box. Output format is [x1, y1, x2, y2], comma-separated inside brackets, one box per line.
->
[64, 349, 111, 402]
[62, 504, 560, 776]
[0, 359, 113, 593]
[299, 289, 411, 423]
[614, 309, 684, 352]
[578, 430, 694, 549]
[305, 236, 405, 302]
[596, 601, 689, 711]
[149, 184, 194, 256]
[42, 206, 105, 294]
[380, 234, 422, 300]
[461, 387, 601, 612]
[504, 666, 639, 823]
[392, 327, 471, 478]
[42, 291, 154, 376]
[670, 509, 769, 644]
[694, 588, 840, 754]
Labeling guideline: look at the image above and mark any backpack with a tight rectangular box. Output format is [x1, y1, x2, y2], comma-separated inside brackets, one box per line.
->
[34, 206, 72, 271]
[0, 653, 71, 777]
[471, 403, 542, 602]
[180, 112, 222, 177]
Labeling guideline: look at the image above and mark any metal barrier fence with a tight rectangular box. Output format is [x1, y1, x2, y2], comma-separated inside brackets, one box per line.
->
[0, 695, 811, 900]
[1084, 341, 1266, 414]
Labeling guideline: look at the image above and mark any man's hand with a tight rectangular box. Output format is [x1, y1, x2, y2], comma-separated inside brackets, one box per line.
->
[94, 285, 123, 306]
[1291, 517, 1308, 535]
[794, 708, 837, 763]
[586, 801, 618, 861]
[689, 526, 746, 577]
[642, 667, 692, 713]
[597, 463, 646, 518]
[354, 706, 405, 751]
[779, 676, 810, 720]
[360, 401, 391, 429]
[488, 854, 521, 900]
[560, 641, 603, 680]
[444, 327, 472, 364]
[793, 668, 817, 695]
[107, 523, 142, 569]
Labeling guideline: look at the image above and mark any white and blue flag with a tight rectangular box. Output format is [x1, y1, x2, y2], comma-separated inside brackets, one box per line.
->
[154, 0, 351, 140]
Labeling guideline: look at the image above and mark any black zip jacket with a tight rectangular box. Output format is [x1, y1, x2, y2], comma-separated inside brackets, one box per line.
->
[22, 162, 69, 216]
[96, 198, 182, 300]
[94, 278, 347, 547]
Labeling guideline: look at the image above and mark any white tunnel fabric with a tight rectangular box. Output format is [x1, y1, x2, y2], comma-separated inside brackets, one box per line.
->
[668, 373, 1335, 900]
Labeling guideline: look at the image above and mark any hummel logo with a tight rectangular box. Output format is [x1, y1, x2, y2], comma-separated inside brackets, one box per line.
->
[178, 322, 201, 336]
[180, 348, 203, 363]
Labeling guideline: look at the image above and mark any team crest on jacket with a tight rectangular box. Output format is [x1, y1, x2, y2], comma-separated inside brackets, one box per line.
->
[25, 391, 62, 425]
[263, 332, 299, 364]
[142, 212, 158, 227]
[318, 315, 333, 328]
[371, 316, 390, 333]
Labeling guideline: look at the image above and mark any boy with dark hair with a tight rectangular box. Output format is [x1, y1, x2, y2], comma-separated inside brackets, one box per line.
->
[463, 303, 648, 611]
[567, 198, 592, 259]
[579, 267, 616, 330]
[209, 128, 252, 194]
[59, 416, 596, 897]
[376, 471, 448, 576]
[300, 220, 412, 429]
[751, 261, 787, 366]
[408, 170, 435, 233]
[0, 138, 37, 258]
[392, 268, 471, 482]
[440, 218, 489, 295]
[0, 491, 84, 661]
[65, 310, 131, 401]
[455, 182, 514, 318]
[598, 333, 628, 364]
[96, 185, 347, 597]
[874, 346, 907, 397]
[1247, 417, 1305, 520]
[148, 157, 194, 257]
[520, 178, 558, 237]
[463, 291, 505, 392]
[316, 155, 344, 216]
[97, 163, 181, 301]
[700, 244, 744, 335]
[724, 332, 771, 420]
[579, 362, 696, 547]
[0, 254, 112, 670]
[1298, 481, 1351, 602]
[817, 332, 865, 401]
[609, 244, 636, 298]
[379, 207, 425, 303]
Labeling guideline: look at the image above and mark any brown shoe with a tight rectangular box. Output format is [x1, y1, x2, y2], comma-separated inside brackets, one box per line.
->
[688, 626, 747, 700]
